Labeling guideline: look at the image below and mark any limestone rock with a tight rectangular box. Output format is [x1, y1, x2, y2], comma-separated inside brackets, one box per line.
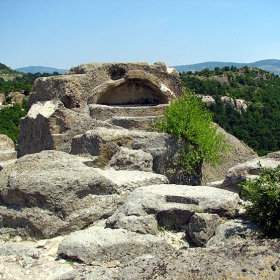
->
[206, 219, 261, 247]
[202, 125, 257, 184]
[7, 91, 27, 104]
[108, 116, 158, 131]
[18, 101, 122, 157]
[106, 184, 241, 234]
[29, 62, 182, 112]
[0, 235, 74, 280]
[221, 96, 247, 112]
[236, 98, 248, 112]
[0, 134, 14, 151]
[199, 95, 216, 106]
[0, 135, 17, 169]
[0, 243, 39, 259]
[106, 147, 153, 172]
[186, 213, 222, 247]
[57, 227, 174, 264]
[70, 127, 202, 185]
[0, 150, 168, 238]
[55, 239, 280, 280]
[219, 152, 280, 193]
[89, 104, 167, 121]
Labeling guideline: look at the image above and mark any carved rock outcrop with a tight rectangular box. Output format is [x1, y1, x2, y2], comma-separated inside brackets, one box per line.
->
[28, 62, 182, 113]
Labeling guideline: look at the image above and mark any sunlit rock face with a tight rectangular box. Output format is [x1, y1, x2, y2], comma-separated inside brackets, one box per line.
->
[28, 62, 182, 113]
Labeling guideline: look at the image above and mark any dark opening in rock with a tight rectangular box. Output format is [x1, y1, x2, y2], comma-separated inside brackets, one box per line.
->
[97, 81, 168, 106]
[109, 66, 126, 80]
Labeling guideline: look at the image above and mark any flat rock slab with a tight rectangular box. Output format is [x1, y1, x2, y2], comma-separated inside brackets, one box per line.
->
[57, 227, 174, 264]
[107, 184, 241, 234]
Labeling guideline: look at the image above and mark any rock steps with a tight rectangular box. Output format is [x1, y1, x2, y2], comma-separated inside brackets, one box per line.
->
[89, 103, 166, 130]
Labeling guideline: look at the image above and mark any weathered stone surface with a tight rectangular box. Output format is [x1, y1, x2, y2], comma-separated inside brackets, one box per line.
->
[29, 62, 182, 113]
[0, 135, 17, 169]
[70, 127, 203, 184]
[57, 227, 174, 264]
[0, 150, 168, 238]
[89, 104, 167, 121]
[0, 235, 74, 280]
[106, 184, 241, 234]
[202, 126, 257, 184]
[218, 152, 280, 193]
[0, 134, 14, 151]
[206, 219, 261, 247]
[18, 101, 123, 157]
[0, 243, 39, 258]
[186, 213, 222, 247]
[55, 239, 280, 280]
[106, 147, 153, 172]
[200, 95, 216, 106]
[221, 96, 247, 112]
[113, 215, 158, 235]
[108, 116, 158, 131]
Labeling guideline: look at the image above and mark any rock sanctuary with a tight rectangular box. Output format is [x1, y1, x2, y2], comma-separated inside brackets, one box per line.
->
[0, 62, 279, 279]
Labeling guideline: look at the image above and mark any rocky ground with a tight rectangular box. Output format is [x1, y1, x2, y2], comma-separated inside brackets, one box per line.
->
[0, 148, 279, 279]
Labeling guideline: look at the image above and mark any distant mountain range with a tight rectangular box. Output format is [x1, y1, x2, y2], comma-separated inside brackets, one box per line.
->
[15, 66, 68, 74]
[14, 59, 280, 76]
[173, 59, 280, 75]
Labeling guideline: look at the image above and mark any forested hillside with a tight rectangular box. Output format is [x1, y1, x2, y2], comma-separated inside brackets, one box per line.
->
[180, 66, 280, 156]
[0, 62, 60, 143]
[0, 63, 60, 95]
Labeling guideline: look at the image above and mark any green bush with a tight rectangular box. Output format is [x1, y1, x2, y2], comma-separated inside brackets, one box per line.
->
[240, 164, 280, 238]
[155, 93, 229, 176]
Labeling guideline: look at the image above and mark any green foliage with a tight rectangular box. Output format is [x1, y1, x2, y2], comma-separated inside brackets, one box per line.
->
[155, 93, 228, 175]
[0, 62, 61, 143]
[180, 66, 280, 156]
[240, 165, 280, 238]
[0, 103, 28, 143]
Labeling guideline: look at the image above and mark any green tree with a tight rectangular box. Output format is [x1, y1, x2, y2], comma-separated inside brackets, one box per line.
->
[155, 93, 229, 176]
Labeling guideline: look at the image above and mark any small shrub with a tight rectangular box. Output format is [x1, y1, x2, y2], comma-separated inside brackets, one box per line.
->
[155, 93, 229, 176]
[240, 164, 280, 238]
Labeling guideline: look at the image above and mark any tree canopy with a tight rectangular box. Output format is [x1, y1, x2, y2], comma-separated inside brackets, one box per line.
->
[180, 67, 280, 156]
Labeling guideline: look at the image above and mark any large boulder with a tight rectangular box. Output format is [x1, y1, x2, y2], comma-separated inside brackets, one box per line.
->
[106, 184, 241, 235]
[0, 150, 168, 238]
[106, 147, 153, 172]
[186, 213, 222, 246]
[70, 127, 201, 185]
[206, 219, 261, 247]
[202, 126, 257, 184]
[18, 101, 123, 157]
[214, 151, 280, 193]
[57, 227, 174, 264]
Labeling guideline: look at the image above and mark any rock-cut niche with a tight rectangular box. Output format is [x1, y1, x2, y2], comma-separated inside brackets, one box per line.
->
[96, 67, 169, 106]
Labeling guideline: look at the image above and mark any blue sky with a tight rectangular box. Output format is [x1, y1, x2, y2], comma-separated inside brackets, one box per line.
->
[1, 0, 280, 70]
